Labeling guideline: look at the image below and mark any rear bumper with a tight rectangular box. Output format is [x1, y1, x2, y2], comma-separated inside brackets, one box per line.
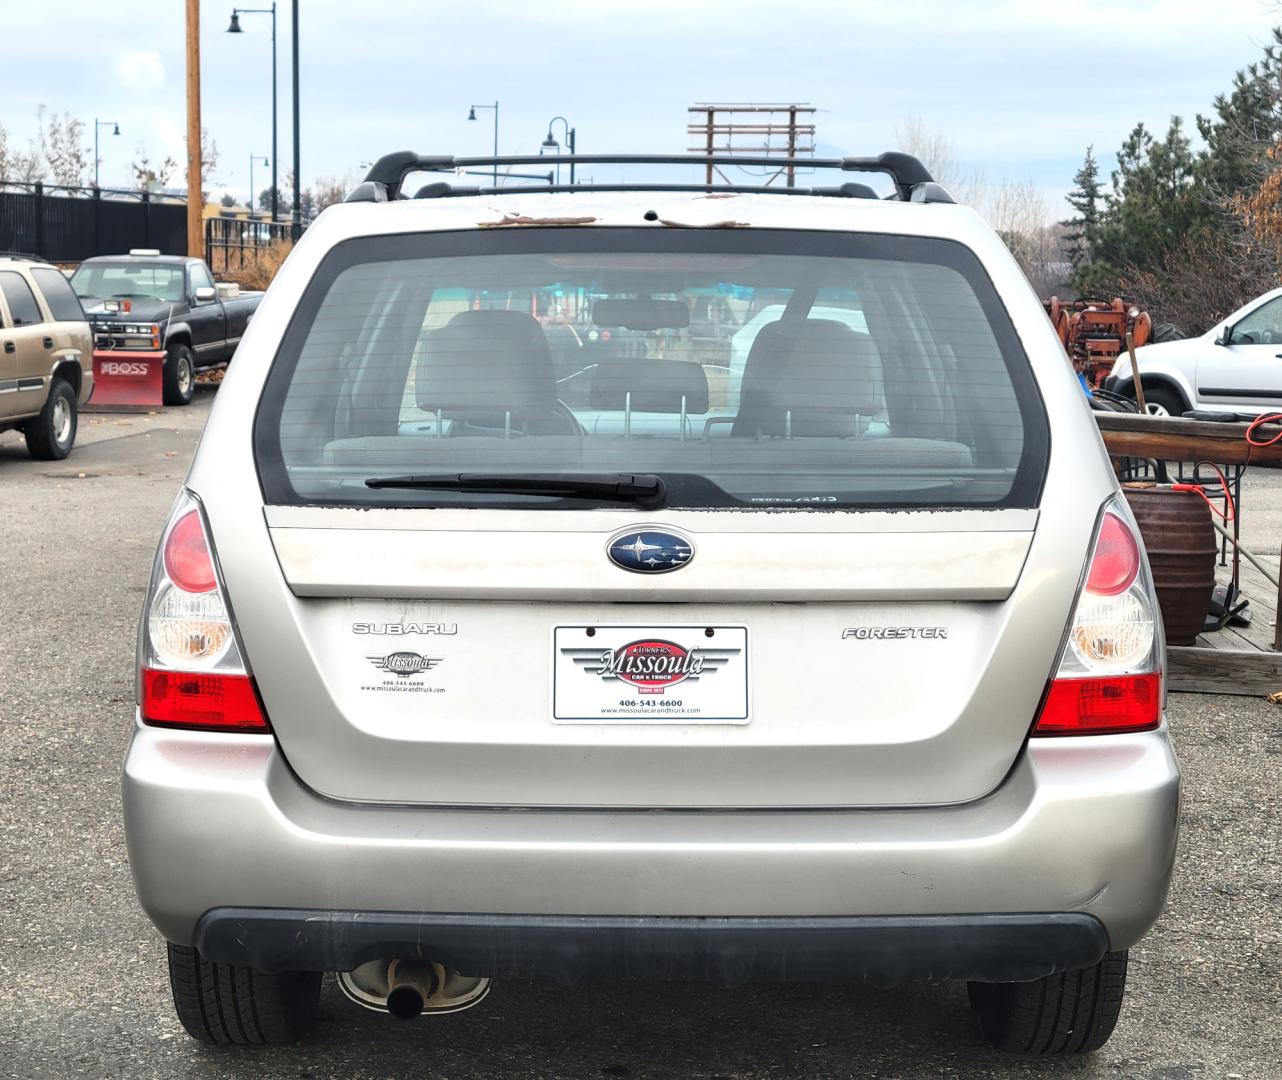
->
[123, 720, 1180, 962]
[194, 909, 1109, 984]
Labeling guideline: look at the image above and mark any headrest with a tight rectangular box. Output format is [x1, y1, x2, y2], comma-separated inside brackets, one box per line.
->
[589, 359, 710, 414]
[763, 318, 883, 415]
[416, 309, 557, 412]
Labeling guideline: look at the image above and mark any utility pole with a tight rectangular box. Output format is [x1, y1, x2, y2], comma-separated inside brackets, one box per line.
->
[687, 104, 816, 188]
[186, 0, 204, 257]
[786, 105, 798, 187]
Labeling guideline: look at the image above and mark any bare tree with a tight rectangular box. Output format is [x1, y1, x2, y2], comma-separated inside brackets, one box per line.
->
[312, 173, 354, 213]
[980, 177, 1070, 295]
[1, 108, 50, 183]
[893, 119, 1066, 292]
[130, 145, 178, 190]
[281, 170, 317, 222]
[1118, 226, 1280, 336]
[43, 110, 91, 186]
[0, 122, 35, 183]
[200, 127, 220, 192]
[894, 116, 986, 203]
[986, 176, 1050, 235]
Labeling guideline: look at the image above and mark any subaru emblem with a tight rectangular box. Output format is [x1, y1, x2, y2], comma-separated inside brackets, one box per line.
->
[607, 529, 694, 574]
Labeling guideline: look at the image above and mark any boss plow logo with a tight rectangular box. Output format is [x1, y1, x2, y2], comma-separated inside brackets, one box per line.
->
[561, 639, 739, 695]
[99, 361, 151, 377]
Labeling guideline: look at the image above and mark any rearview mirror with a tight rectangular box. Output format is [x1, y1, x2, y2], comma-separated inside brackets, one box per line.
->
[193, 286, 216, 303]
[592, 298, 689, 332]
[1214, 325, 1231, 346]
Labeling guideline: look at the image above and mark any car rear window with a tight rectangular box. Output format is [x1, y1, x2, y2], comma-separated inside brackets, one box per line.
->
[255, 228, 1047, 510]
[31, 268, 87, 322]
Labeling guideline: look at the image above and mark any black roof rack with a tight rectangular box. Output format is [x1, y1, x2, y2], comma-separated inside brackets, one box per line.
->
[0, 250, 51, 263]
[348, 152, 953, 205]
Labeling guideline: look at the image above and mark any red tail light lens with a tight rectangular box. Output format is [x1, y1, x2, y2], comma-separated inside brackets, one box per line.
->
[141, 668, 270, 732]
[163, 511, 218, 593]
[1084, 512, 1139, 596]
[1033, 673, 1161, 736]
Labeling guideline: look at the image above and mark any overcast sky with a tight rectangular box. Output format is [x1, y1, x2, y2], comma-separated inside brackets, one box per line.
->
[3, 0, 1280, 216]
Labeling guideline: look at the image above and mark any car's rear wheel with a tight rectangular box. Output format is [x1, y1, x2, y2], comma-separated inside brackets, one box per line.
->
[24, 378, 77, 460]
[167, 942, 322, 1045]
[967, 950, 1128, 1055]
[164, 343, 196, 406]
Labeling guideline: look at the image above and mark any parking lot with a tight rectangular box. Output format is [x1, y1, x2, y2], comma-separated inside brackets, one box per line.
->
[0, 390, 1279, 1078]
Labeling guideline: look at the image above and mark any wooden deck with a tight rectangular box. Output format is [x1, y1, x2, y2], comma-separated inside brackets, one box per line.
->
[1167, 557, 1282, 695]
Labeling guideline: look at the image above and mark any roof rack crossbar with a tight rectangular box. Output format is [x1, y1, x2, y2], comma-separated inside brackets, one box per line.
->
[406, 182, 886, 201]
[358, 151, 937, 202]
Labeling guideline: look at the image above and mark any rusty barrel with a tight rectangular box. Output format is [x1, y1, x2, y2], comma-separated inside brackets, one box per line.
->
[1122, 485, 1217, 646]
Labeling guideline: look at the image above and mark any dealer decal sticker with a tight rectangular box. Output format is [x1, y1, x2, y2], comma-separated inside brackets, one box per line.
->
[552, 626, 748, 723]
[361, 652, 445, 695]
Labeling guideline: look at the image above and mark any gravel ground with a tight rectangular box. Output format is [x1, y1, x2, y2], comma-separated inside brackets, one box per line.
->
[1, 392, 1279, 1078]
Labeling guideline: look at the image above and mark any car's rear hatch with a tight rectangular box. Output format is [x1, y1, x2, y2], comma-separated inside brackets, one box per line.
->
[220, 223, 1076, 809]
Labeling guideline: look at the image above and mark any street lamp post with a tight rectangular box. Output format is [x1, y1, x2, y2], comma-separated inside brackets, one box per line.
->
[249, 154, 269, 214]
[540, 116, 576, 185]
[290, 0, 300, 238]
[227, 4, 278, 222]
[467, 102, 499, 184]
[94, 119, 120, 189]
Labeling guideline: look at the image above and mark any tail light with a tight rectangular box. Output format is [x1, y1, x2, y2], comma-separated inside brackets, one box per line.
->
[137, 491, 270, 732]
[1033, 497, 1163, 736]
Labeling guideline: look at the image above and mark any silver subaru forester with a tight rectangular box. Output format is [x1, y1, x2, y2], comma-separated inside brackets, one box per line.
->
[123, 151, 1179, 1055]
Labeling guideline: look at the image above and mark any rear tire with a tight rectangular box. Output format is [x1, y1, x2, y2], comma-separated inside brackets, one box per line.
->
[967, 950, 1128, 1055]
[24, 378, 77, 460]
[167, 942, 322, 1045]
[163, 343, 196, 406]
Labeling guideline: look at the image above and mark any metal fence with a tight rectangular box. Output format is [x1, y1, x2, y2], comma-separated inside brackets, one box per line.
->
[204, 214, 294, 274]
[0, 181, 188, 262]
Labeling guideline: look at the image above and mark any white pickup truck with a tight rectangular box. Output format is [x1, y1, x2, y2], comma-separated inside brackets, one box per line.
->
[1105, 286, 1282, 416]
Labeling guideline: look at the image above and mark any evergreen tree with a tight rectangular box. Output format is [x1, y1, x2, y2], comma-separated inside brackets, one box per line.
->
[1062, 146, 1103, 272]
[1075, 118, 1206, 293]
[1074, 28, 1282, 296]
[1195, 27, 1282, 201]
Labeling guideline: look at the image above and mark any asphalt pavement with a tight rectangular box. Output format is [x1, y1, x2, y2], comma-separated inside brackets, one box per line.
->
[1, 389, 1279, 1078]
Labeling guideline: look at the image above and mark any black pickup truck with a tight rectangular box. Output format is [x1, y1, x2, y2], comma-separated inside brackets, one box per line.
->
[70, 251, 263, 405]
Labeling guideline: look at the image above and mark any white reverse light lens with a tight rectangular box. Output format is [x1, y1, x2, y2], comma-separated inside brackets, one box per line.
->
[148, 583, 233, 666]
[1068, 587, 1154, 671]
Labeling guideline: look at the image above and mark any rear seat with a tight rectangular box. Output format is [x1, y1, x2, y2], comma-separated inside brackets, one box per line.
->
[588, 358, 710, 415]
[414, 309, 580, 436]
[733, 318, 885, 438]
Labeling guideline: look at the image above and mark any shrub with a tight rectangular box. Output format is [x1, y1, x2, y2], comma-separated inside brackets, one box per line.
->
[215, 240, 292, 292]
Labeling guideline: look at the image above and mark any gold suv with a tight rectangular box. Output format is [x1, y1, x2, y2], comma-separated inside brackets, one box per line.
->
[0, 255, 93, 459]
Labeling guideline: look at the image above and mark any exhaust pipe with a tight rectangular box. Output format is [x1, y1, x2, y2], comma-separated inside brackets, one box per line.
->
[338, 959, 491, 1017]
[384, 959, 440, 1020]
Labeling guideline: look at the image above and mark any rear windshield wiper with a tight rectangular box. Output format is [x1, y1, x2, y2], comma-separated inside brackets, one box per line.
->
[364, 472, 666, 507]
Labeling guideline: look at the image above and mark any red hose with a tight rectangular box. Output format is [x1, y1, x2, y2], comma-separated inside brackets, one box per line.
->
[1246, 412, 1282, 447]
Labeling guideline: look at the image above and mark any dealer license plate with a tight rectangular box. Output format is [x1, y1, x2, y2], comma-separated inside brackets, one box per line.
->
[551, 625, 749, 724]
